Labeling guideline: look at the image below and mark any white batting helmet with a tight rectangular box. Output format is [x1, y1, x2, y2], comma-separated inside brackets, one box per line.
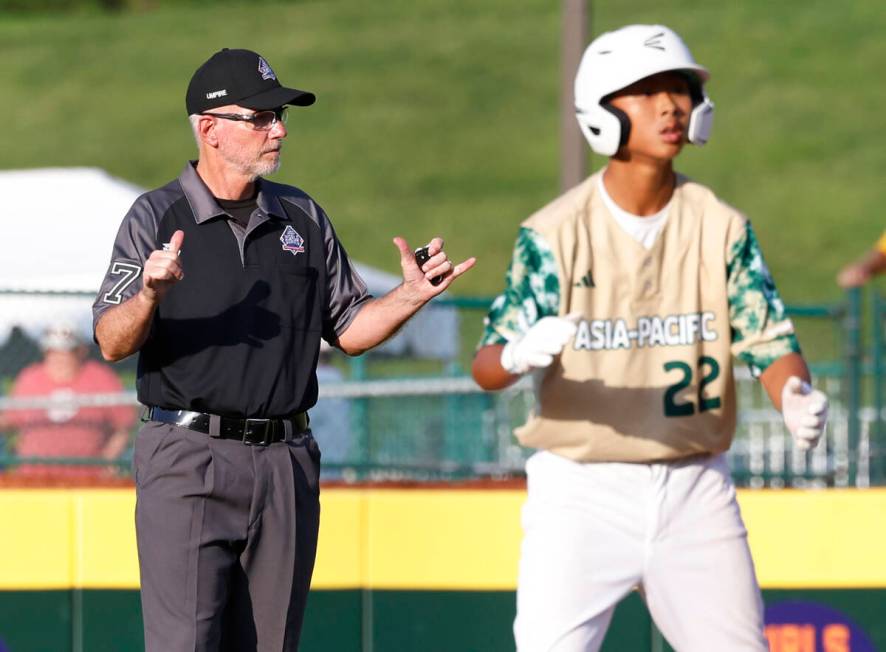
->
[574, 24, 715, 156]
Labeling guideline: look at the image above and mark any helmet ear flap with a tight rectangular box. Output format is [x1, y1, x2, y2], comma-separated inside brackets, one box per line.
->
[575, 104, 627, 156]
[680, 72, 714, 146]
[602, 103, 631, 149]
[687, 96, 714, 145]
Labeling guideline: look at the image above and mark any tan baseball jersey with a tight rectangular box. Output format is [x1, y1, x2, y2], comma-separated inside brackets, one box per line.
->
[480, 170, 799, 463]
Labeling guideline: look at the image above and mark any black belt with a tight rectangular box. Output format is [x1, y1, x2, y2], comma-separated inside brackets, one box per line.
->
[145, 407, 309, 446]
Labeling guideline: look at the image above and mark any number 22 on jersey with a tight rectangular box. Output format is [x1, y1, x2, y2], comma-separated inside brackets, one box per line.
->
[663, 356, 722, 417]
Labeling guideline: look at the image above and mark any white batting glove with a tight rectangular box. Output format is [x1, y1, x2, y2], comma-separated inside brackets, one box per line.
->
[781, 376, 829, 451]
[500, 315, 580, 375]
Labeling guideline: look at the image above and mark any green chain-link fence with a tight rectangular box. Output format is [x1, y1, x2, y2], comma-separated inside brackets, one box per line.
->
[1, 288, 883, 486]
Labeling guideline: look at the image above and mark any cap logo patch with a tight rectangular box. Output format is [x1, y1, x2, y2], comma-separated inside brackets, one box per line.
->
[258, 57, 277, 81]
[280, 225, 305, 256]
[206, 89, 228, 99]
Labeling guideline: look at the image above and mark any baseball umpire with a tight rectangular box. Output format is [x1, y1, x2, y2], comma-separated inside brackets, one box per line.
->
[93, 47, 474, 652]
[472, 25, 828, 651]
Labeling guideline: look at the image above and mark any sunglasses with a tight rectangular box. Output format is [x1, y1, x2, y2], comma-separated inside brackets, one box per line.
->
[201, 106, 288, 131]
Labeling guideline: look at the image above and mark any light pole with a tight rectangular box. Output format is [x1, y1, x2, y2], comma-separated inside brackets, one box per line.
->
[560, 0, 590, 191]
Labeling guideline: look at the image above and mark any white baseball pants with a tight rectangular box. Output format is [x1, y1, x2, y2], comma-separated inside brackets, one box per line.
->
[514, 451, 769, 652]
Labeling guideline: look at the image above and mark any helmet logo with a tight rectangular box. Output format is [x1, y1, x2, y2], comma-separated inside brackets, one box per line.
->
[643, 32, 667, 51]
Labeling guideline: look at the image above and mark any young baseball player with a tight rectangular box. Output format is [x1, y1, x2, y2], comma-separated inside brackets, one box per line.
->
[472, 24, 829, 651]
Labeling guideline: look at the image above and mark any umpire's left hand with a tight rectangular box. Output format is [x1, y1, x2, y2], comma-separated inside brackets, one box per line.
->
[393, 236, 476, 299]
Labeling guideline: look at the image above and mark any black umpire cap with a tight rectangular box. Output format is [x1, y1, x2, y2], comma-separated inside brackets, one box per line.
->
[186, 48, 316, 115]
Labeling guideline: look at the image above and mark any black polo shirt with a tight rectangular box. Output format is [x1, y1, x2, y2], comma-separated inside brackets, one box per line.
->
[93, 162, 370, 418]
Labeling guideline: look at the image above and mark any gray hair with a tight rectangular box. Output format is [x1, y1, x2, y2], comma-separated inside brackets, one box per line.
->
[188, 114, 202, 148]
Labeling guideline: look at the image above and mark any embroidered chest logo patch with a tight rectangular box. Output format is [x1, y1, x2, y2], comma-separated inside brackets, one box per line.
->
[280, 225, 305, 256]
[258, 57, 277, 81]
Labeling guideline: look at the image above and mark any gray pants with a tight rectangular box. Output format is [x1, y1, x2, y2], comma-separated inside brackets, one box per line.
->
[133, 421, 321, 652]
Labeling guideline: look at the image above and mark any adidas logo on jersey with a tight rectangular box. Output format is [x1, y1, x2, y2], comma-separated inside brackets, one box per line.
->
[574, 270, 595, 288]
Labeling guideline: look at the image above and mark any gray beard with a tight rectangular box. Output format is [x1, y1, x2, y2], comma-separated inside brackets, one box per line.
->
[245, 158, 281, 181]
[220, 144, 282, 180]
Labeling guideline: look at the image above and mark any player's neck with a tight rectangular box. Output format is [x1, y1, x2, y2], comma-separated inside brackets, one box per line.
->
[602, 160, 676, 217]
[195, 156, 258, 201]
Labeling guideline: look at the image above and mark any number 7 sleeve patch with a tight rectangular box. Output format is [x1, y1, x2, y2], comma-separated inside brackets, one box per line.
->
[102, 261, 142, 305]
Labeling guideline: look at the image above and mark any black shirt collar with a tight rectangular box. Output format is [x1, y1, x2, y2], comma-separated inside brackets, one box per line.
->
[178, 161, 288, 224]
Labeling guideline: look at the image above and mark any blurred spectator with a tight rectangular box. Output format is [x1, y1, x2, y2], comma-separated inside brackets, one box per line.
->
[0, 325, 41, 380]
[312, 345, 353, 478]
[837, 231, 886, 288]
[0, 322, 135, 478]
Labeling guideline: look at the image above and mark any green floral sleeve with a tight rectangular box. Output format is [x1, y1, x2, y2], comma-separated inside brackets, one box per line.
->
[478, 227, 561, 347]
[728, 221, 800, 376]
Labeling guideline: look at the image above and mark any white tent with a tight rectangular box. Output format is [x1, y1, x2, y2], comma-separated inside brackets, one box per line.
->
[0, 168, 458, 358]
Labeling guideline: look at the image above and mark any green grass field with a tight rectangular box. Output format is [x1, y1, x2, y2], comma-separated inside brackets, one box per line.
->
[3, 0, 885, 305]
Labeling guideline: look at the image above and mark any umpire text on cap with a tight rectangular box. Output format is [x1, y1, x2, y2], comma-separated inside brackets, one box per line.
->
[185, 48, 316, 115]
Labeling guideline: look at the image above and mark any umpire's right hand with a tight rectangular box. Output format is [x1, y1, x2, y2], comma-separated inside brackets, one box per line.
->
[142, 229, 185, 304]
